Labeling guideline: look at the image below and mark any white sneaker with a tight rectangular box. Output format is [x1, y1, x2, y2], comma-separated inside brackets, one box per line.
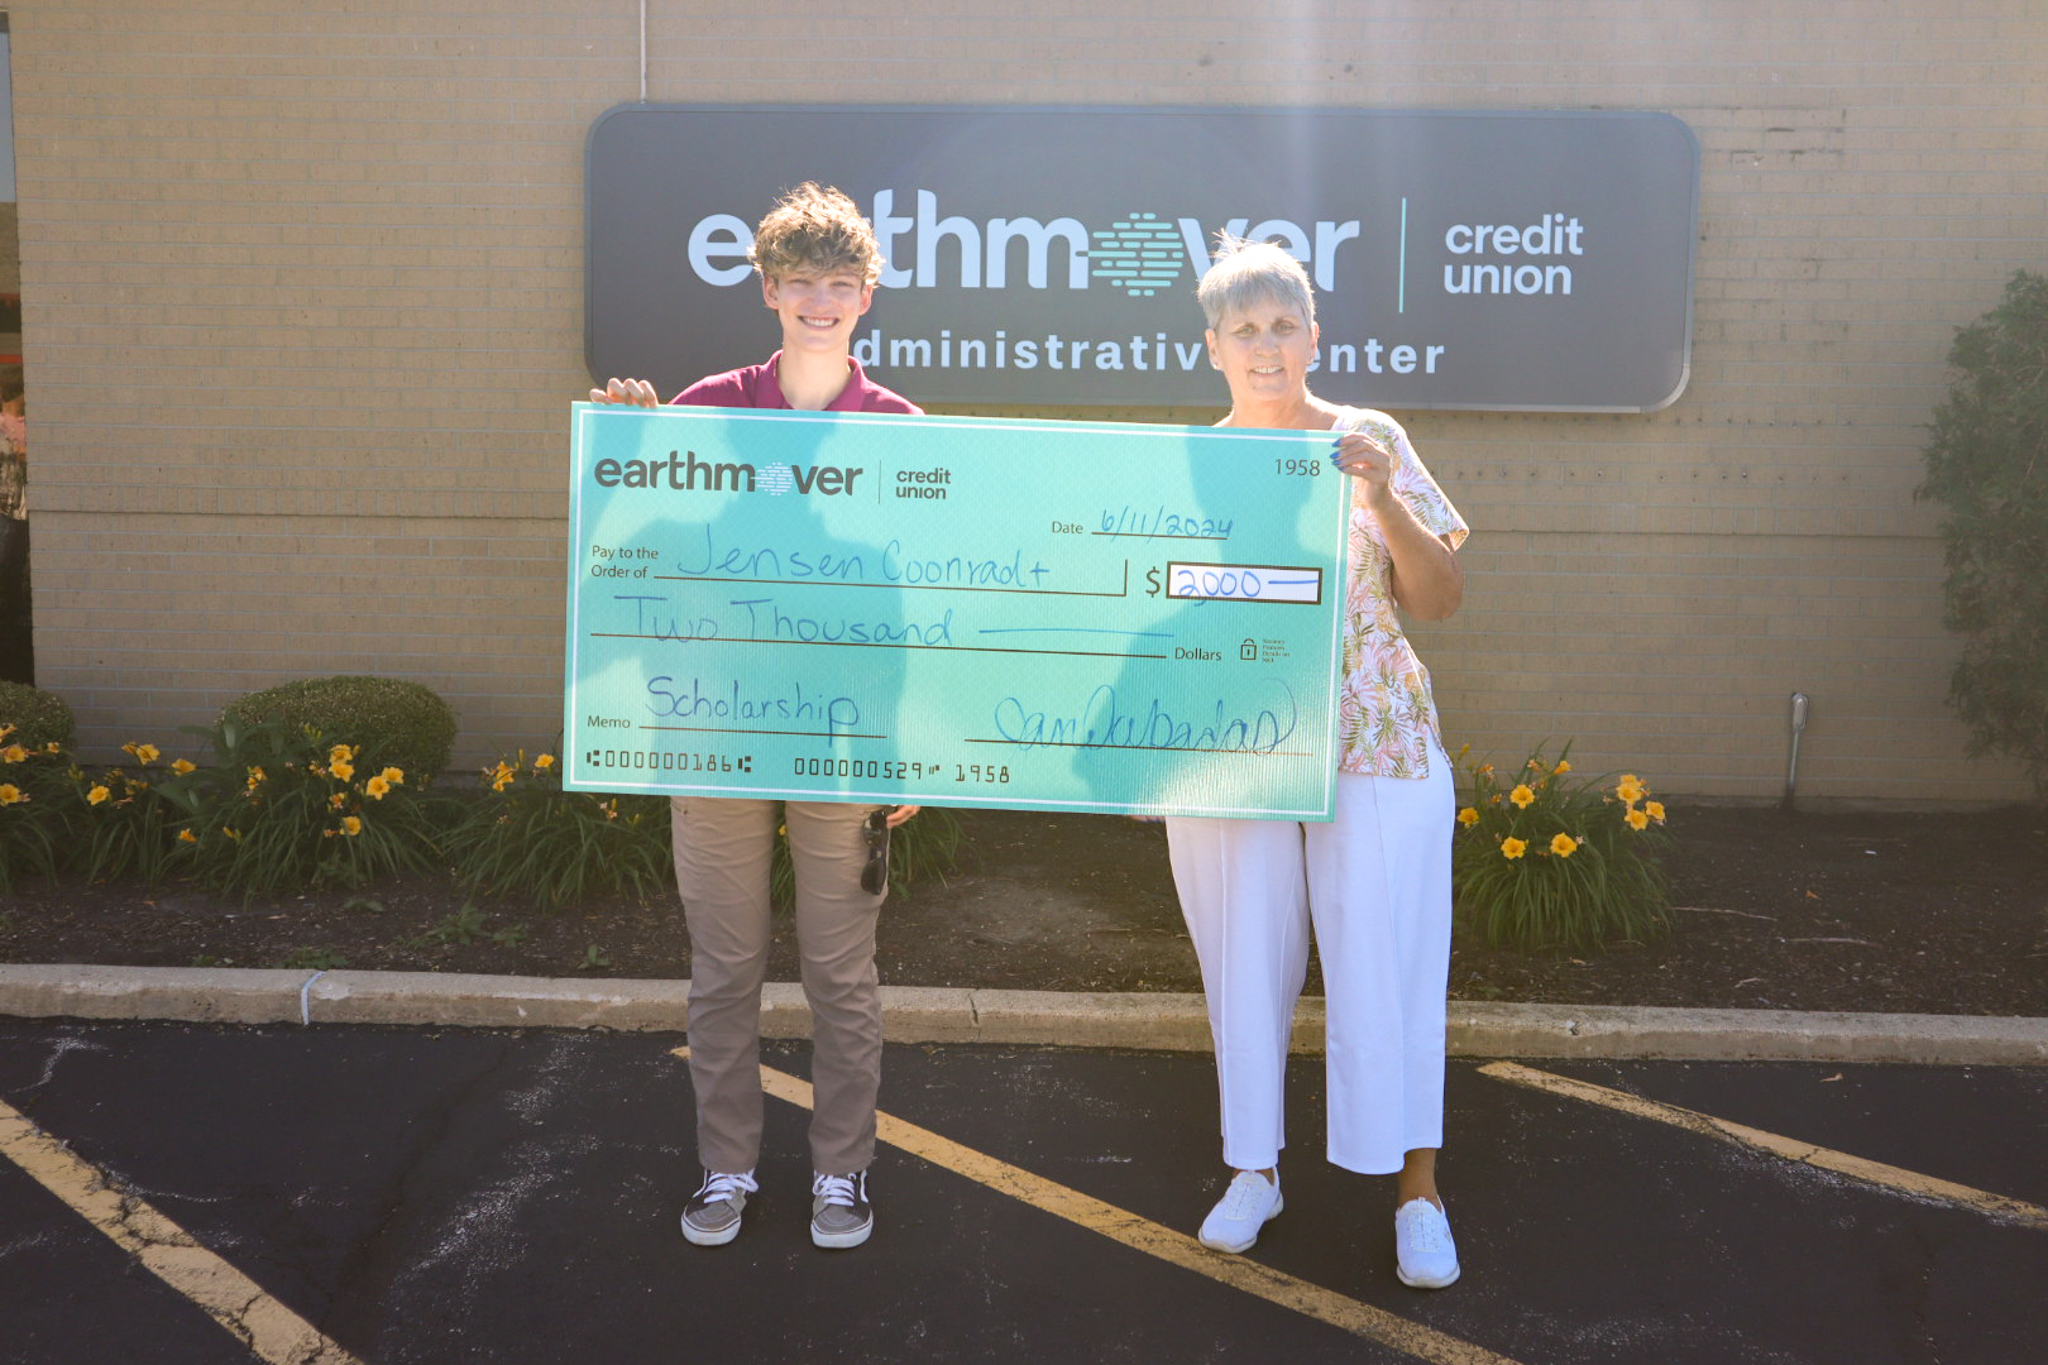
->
[1394, 1198, 1461, 1288]
[1198, 1170, 1283, 1253]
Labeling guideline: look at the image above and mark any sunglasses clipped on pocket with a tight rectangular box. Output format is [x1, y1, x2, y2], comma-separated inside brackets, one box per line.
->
[860, 807, 894, 895]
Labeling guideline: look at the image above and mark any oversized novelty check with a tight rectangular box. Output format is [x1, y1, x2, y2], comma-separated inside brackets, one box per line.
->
[564, 405, 1350, 819]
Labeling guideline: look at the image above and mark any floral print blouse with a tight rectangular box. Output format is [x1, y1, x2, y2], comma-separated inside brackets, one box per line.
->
[1332, 408, 1468, 779]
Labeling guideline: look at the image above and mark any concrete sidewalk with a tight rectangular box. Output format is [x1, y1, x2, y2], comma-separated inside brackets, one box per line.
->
[2, 963, 2044, 1065]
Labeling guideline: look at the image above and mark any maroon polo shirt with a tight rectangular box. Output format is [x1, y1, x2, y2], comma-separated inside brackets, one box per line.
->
[670, 351, 922, 414]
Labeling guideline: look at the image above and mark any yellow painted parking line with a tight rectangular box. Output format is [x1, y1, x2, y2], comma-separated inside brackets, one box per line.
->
[0, 1096, 363, 1365]
[673, 1049, 1520, 1365]
[1480, 1061, 2048, 1230]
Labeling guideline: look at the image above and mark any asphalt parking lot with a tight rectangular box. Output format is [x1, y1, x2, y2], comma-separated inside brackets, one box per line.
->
[2, 1020, 2044, 1364]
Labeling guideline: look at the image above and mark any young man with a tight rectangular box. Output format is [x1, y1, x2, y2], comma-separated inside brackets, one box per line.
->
[591, 182, 920, 1250]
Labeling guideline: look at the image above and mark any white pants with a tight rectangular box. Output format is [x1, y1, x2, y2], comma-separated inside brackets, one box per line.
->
[1165, 748, 1454, 1175]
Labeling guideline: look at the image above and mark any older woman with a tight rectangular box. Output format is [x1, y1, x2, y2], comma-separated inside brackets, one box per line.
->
[1168, 239, 1469, 1288]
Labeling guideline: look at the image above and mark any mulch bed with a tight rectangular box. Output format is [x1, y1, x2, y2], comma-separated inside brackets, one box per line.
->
[3, 802, 2044, 1017]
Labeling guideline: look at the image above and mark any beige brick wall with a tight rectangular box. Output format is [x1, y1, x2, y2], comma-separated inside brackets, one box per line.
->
[9, 0, 2045, 803]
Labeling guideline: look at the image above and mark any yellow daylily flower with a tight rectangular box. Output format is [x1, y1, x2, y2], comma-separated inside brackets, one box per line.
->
[1510, 784, 1535, 809]
[1457, 806, 1480, 828]
[171, 758, 197, 775]
[1500, 837, 1527, 860]
[1551, 833, 1579, 857]
[87, 785, 111, 806]
[1625, 807, 1650, 831]
[329, 744, 355, 764]
[342, 815, 363, 836]
[1553, 759, 1571, 774]
[534, 754, 556, 771]
[134, 744, 161, 765]
[177, 828, 197, 843]
[365, 775, 392, 800]
[381, 767, 405, 786]
[330, 760, 356, 782]
[1644, 801, 1666, 824]
[0, 784, 25, 805]
[0, 744, 26, 763]
[1616, 775, 1646, 804]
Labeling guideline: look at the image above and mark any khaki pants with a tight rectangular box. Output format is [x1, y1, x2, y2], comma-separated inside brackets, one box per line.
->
[672, 796, 884, 1176]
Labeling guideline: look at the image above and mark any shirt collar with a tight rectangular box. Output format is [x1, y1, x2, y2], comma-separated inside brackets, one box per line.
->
[761, 350, 868, 411]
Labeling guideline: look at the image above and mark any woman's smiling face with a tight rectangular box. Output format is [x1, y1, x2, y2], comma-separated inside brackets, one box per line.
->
[1206, 294, 1319, 406]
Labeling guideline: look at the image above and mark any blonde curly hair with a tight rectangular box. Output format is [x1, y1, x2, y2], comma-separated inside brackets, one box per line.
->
[748, 181, 884, 285]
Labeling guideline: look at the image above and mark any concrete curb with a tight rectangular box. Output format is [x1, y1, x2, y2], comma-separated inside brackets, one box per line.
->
[3, 964, 2045, 1066]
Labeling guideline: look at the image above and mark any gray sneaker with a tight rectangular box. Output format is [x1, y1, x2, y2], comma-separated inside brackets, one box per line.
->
[810, 1170, 873, 1249]
[681, 1169, 757, 1246]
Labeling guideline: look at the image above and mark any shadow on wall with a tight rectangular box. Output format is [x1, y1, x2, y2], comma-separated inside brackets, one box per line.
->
[0, 361, 28, 685]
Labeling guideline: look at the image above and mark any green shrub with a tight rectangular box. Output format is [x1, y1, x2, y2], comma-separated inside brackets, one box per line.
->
[443, 749, 674, 911]
[1451, 743, 1671, 952]
[1917, 269, 2048, 799]
[155, 714, 452, 899]
[0, 680, 76, 751]
[221, 676, 457, 779]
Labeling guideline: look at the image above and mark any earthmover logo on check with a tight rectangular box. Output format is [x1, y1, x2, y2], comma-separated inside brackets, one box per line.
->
[591, 449, 866, 497]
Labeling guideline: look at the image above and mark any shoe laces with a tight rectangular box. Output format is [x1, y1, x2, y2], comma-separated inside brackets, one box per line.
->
[1218, 1170, 1276, 1219]
[812, 1171, 865, 1207]
[696, 1170, 758, 1202]
[1398, 1199, 1448, 1252]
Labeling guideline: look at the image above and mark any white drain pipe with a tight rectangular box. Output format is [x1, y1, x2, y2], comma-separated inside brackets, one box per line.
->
[1782, 691, 1810, 810]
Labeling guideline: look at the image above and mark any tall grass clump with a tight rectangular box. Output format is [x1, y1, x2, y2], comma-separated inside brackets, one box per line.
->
[1451, 743, 1671, 952]
[443, 749, 673, 911]
[0, 718, 63, 892]
[155, 713, 451, 899]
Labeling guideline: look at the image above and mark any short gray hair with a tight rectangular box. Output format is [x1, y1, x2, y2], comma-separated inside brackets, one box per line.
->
[1196, 235, 1317, 331]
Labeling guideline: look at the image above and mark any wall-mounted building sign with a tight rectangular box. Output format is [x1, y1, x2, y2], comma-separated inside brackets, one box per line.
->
[585, 106, 1699, 412]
